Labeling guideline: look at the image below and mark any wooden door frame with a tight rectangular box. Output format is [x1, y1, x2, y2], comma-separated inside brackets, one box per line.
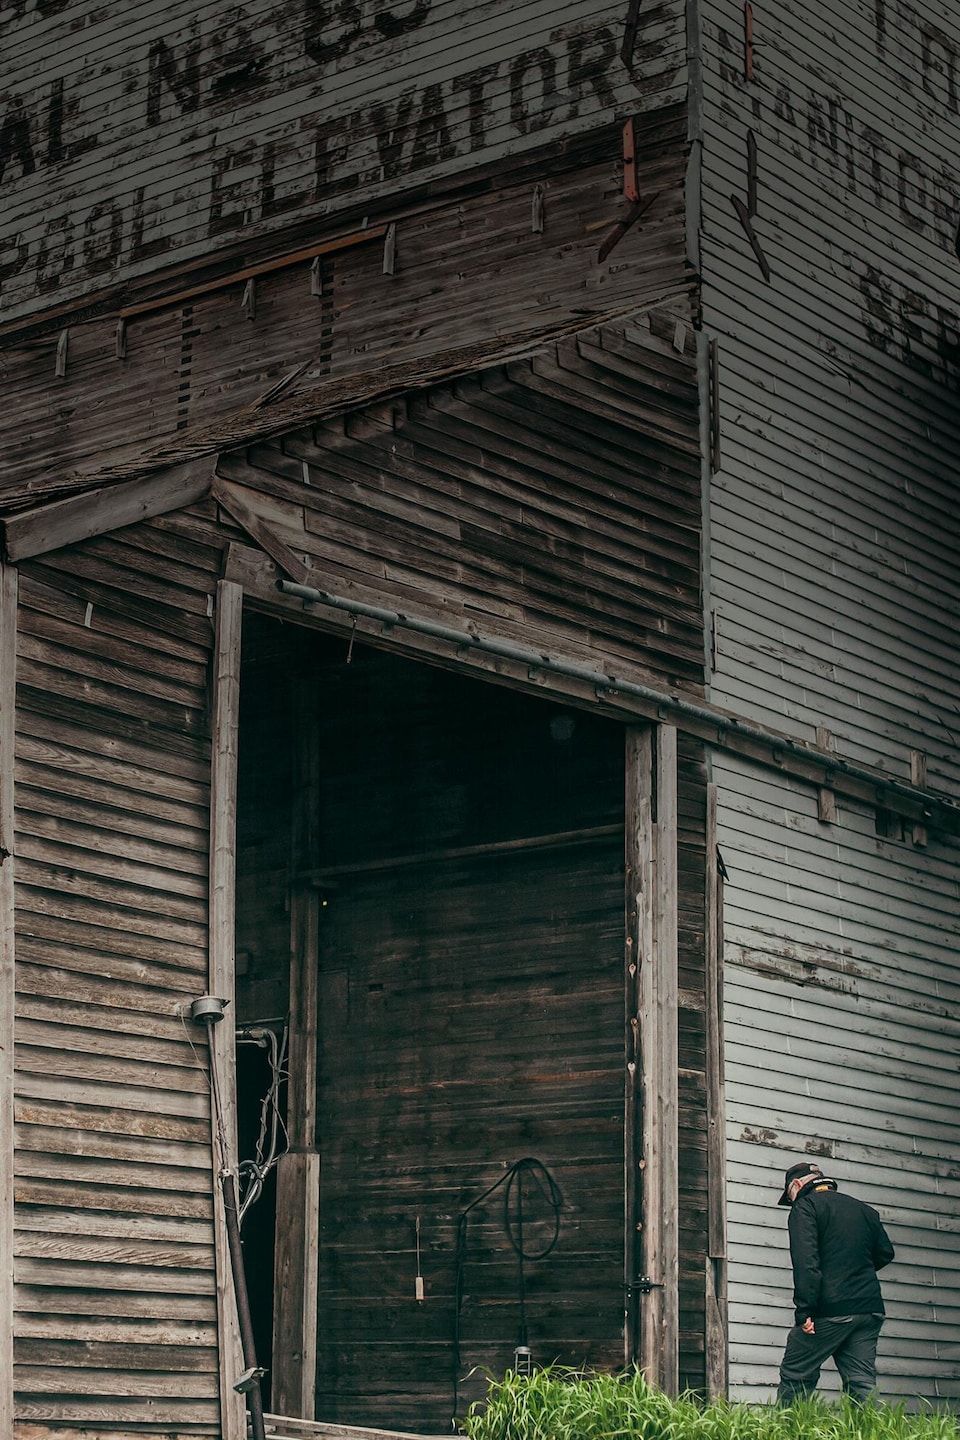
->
[625, 724, 680, 1392]
[235, 596, 688, 1410]
[272, 651, 322, 1420]
[209, 579, 247, 1440]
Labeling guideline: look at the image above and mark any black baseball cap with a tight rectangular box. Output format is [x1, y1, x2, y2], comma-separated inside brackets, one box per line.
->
[778, 1162, 822, 1206]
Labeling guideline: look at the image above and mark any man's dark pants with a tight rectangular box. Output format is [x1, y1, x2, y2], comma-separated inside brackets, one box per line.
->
[777, 1314, 884, 1403]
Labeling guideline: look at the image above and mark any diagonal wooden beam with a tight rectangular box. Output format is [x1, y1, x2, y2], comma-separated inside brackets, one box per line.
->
[1, 459, 213, 562]
[211, 476, 314, 587]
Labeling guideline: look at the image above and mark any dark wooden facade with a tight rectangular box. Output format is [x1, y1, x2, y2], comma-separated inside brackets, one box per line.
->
[0, 0, 714, 1430]
[1, 300, 711, 1435]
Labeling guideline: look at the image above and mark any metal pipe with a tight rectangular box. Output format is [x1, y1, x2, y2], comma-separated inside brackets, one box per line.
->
[276, 579, 958, 824]
[223, 1169, 267, 1440]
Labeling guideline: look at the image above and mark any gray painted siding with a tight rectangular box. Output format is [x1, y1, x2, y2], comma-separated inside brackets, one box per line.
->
[699, 0, 960, 1403]
[0, 0, 686, 323]
[717, 756, 960, 1403]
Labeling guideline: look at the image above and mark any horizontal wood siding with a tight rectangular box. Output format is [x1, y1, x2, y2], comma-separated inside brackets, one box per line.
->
[221, 311, 703, 687]
[699, 0, 960, 1402]
[0, 0, 686, 327]
[0, 106, 691, 508]
[12, 518, 228, 1435]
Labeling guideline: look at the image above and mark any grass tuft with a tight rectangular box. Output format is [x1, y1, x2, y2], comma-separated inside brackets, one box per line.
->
[461, 1368, 960, 1440]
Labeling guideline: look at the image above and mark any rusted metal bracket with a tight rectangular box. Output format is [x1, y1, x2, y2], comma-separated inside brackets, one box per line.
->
[598, 191, 659, 264]
[623, 117, 640, 202]
[621, 0, 643, 68]
[731, 194, 771, 281]
[709, 337, 722, 474]
[382, 222, 397, 275]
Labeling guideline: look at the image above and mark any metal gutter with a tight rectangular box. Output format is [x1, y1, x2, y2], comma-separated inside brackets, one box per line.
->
[275, 580, 960, 833]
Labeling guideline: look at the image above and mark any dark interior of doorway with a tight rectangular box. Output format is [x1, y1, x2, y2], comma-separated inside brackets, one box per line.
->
[235, 613, 628, 1431]
[235, 1039, 279, 1410]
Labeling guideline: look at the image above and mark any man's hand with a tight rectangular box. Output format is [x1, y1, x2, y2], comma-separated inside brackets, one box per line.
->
[802, 1318, 815, 1335]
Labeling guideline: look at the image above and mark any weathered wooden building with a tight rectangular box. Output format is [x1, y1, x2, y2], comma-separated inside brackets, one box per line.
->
[0, 0, 958, 1434]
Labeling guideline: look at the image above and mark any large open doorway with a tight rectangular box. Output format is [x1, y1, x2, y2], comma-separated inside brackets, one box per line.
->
[235, 611, 630, 1431]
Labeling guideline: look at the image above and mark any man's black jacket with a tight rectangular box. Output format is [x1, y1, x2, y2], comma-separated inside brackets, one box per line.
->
[788, 1178, 895, 1325]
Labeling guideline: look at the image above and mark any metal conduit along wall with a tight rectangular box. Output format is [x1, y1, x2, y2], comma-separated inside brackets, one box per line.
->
[276, 580, 960, 831]
[697, 0, 960, 1405]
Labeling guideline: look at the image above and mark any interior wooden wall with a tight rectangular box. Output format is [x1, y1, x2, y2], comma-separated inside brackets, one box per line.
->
[229, 313, 710, 1417]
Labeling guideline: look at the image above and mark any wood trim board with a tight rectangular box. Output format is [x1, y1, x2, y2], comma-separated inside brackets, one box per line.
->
[208, 579, 246, 1440]
[0, 562, 17, 1437]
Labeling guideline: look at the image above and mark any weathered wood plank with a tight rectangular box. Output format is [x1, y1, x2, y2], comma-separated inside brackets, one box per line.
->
[0, 562, 17, 1439]
[15, 812, 208, 879]
[14, 1150, 211, 1197]
[207, 579, 246, 1440]
[15, 1313, 217, 1346]
[17, 573, 212, 670]
[703, 783, 727, 1399]
[14, 1041, 207, 1095]
[14, 714, 211, 790]
[13, 1363, 217, 1397]
[14, 1232, 215, 1271]
[2, 463, 213, 563]
[637, 724, 680, 1391]
[273, 653, 322, 1418]
[14, 1097, 210, 1146]
[15, 1072, 209, 1122]
[264, 1419, 448, 1440]
[273, 1152, 321, 1419]
[624, 728, 648, 1366]
[14, 1122, 210, 1171]
[15, 1207, 211, 1246]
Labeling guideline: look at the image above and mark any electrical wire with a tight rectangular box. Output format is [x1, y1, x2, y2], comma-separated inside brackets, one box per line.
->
[236, 1024, 290, 1224]
[452, 1158, 562, 1421]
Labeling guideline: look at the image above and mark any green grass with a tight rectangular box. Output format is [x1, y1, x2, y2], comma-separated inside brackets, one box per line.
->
[461, 1368, 960, 1440]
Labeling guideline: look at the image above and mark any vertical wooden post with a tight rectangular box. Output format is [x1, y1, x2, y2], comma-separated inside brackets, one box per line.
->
[635, 724, 679, 1392]
[272, 657, 321, 1419]
[704, 783, 729, 1398]
[624, 728, 651, 1366]
[208, 580, 246, 1440]
[0, 563, 17, 1438]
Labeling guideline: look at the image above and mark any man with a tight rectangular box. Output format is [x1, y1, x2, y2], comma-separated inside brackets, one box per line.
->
[776, 1161, 895, 1404]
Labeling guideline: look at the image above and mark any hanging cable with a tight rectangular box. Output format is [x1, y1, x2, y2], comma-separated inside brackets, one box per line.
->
[452, 1158, 562, 1421]
[236, 1024, 290, 1224]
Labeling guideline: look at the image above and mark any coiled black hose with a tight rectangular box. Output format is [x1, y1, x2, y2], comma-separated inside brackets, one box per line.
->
[452, 1157, 563, 1420]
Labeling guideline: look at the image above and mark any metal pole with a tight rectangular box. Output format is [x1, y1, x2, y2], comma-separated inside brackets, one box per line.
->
[223, 1169, 267, 1440]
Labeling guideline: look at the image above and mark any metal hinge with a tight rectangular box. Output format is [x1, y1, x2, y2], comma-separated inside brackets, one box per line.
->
[627, 1276, 664, 1296]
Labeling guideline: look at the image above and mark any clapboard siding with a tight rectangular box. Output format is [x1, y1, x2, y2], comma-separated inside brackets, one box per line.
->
[713, 758, 960, 1404]
[701, 0, 960, 788]
[0, 102, 692, 506]
[222, 313, 703, 686]
[698, 0, 960, 1405]
[12, 523, 226, 1434]
[0, 0, 686, 325]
